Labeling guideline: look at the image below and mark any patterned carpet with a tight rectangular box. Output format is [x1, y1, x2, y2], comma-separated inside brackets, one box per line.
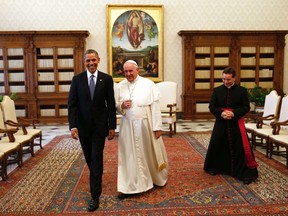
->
[0, 132, 287, 215]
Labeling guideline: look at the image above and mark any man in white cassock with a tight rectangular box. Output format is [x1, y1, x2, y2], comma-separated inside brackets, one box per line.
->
[115, 60, 168, 199]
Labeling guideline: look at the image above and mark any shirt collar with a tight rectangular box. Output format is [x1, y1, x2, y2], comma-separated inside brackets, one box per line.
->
[227, 82, 235, 89]
[87, 70, 98, 79]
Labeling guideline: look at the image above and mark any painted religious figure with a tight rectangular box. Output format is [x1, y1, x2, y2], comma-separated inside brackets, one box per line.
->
[127, 10, 145, 48]
[112, 10, 159, 79]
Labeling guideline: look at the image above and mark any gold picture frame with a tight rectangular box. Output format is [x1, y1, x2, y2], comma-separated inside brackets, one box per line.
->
[107, 4, 164, 82]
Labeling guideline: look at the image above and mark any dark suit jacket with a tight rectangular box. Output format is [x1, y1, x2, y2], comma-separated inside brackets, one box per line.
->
[68, 70, 116, 138]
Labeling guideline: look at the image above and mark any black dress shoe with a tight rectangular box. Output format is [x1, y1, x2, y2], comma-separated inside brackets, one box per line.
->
[118, 193, 132, 200]
[88, 198, 99, 212]
[207, 171, 217, 176]
[243, 179, 253, 185]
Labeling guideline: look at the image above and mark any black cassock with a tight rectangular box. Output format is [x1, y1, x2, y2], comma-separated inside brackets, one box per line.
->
[204, 84, 258, 181]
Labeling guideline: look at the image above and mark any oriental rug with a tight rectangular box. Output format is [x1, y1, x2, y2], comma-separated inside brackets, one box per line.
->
[0, 132, 287, 215]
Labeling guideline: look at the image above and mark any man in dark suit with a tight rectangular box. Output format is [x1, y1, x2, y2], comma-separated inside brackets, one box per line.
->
[68, 49, 116, 211]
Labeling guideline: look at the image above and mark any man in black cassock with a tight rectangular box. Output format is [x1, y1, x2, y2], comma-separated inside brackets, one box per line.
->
[204, 67, 258, 185]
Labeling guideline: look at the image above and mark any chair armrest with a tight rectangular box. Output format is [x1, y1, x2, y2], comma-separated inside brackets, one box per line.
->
[0, 128, 18, 142]
[167, 103, 177, 108]
[5, 120, 29, 135]
[256, 114, 276, 128]
[166, 103, 177, 116]
[271, 120, 288, 135]
[18, 117, 39, 129]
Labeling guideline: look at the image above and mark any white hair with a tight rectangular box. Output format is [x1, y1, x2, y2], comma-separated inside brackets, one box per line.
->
[124, 60, 138, 68]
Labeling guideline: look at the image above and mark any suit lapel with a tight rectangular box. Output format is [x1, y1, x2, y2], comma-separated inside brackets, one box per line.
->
[79, 72, 91, 100]
[94, 72, 104, 99]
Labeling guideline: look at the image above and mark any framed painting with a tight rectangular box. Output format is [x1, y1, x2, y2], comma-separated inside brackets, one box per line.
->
[107, 4, 164, 82]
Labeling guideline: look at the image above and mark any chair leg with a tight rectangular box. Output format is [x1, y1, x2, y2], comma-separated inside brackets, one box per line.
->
[36, 133, 43, 149]
[169, 123, 172, 137]
[269, 141, 273, 159]
[30, 140, 35, 157]
[251, 133, 255, 150]
[265, 137, 269, 157]
[1, 154, 8, 181]
[18, 148, 23, 167]
[266, 140, 270, 158]
[173, 122, 176, 134]
[39, 135, 43, 149]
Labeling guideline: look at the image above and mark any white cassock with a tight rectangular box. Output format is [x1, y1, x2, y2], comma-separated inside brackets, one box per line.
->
[116, 76, 168, 194]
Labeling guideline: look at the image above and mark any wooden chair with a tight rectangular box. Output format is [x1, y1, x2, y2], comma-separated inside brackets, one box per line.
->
[0, 143, 23, 181]
[1, 95, 42, 156]
[156, 81, 178, 137]
[245, 90, 281, 149]
[0, 98, 35, 157]
[268, 95, 288, 168]
[0, 109, 23, 180]
[252, 94, 288, 157]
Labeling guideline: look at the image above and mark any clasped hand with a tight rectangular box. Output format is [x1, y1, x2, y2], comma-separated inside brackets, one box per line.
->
[222, 110, 233, 119]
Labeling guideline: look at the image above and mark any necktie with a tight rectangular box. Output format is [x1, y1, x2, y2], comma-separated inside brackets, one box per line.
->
[89, 75, 95, 100]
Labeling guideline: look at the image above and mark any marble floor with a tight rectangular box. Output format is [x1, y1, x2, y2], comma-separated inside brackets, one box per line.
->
[39, 119, 216, 146]
[3, 119, 287, 180]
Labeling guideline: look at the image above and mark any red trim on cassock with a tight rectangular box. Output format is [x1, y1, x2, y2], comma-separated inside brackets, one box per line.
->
[222, 108, 258, 169]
